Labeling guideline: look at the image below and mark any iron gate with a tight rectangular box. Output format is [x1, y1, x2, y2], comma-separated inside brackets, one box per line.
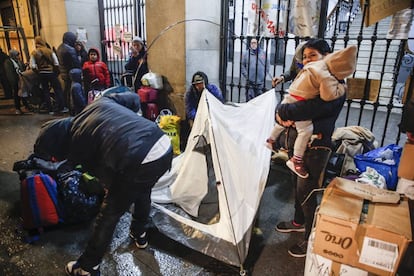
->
[98, 0, 146, 83]
[98, 0, 412, 146]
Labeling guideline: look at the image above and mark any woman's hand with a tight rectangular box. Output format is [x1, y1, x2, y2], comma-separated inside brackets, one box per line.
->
[276, 112, 294, 127]
[272, 76, 284, 87]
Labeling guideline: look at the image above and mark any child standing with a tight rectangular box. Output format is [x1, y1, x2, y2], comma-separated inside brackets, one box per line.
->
[82, 48, 110, 93]
[267, 40, 356, 178]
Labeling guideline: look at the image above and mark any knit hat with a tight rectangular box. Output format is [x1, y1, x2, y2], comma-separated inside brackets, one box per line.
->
[324, 45, 357, 80]
[132, 36, 143, 45]
[9, 49, 19, 59]
[192, 74, 204, 84]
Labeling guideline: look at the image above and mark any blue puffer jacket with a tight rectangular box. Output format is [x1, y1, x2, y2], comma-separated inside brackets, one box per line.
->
[185, 72, 224, 121]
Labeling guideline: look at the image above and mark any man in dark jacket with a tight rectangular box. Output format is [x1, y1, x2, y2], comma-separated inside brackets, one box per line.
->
[274, 94, 346, 257]
[33, 93, 173, 276]
[57, 32, 81, 111]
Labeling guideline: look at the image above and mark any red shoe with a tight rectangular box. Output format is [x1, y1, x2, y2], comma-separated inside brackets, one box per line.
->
[286, 158, 309, 178]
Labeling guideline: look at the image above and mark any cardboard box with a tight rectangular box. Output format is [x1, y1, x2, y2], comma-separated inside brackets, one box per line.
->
[398, 143, 414, 180]
[313, 178, 412, 276]
[305, 230, 369, 276]
[396, 178, 414, 200]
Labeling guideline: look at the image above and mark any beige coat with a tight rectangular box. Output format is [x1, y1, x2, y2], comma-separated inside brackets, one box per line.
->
[288, 45, 357, 101]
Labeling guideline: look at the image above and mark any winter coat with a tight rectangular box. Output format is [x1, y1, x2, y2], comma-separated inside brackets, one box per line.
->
[185, 72, 224, 121]
[124, 48, 149, 91]
[30, 36, 59, 73]
[69, 68, 86, 114]
[34, 117, 74, 161]
[69, 93, 164, 173]
[82, 48, 111, 92]
[4, 51, 25, 88]
[241, 48, 269, 84]
[288, 45, 357, 101]
[57, 32, 81, 80]
[277, 94, 346, 147]
[75, 42, 88, 67]
[33, 93, 156, 173]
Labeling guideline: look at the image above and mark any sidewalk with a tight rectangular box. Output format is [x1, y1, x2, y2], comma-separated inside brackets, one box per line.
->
[0, 100, 305, 275]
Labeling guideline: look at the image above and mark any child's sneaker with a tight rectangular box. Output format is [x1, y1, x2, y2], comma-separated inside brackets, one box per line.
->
[286, 158, 309, 178]
[129, 231, 148, 249]
[65, 261, 100, 276]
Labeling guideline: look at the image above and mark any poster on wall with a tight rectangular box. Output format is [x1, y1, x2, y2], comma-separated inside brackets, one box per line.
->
[362, 0, 412, 27]
[290, 0, 321, 37]
[246, 0, 290, 38]
[76, 28, 88, 43]
[247, 0, 321, 38]
[386, 8, 414, 40]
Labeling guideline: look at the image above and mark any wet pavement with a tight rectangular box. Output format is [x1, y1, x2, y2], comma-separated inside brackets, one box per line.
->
[0, 98, 306, 275]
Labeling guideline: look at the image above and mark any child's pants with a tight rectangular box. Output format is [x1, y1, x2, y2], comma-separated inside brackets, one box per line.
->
[270, 94, 313, 157]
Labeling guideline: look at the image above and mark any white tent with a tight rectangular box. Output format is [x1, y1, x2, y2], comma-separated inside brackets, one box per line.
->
[151, 89, 277, 269]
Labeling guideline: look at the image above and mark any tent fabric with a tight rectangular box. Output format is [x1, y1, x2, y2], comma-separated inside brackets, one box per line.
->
[151, 89, 277, 267]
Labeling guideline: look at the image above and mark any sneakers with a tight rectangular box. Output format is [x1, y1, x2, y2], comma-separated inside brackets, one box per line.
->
[288, 240, 308, 258]
[286, 158, 309, 178]
[15, 109, 22, 115]
[61, 107, 69, 113]
[275, 221, 305, 233]
[130, 231, 148, 249]
[65, 261, 100, 276]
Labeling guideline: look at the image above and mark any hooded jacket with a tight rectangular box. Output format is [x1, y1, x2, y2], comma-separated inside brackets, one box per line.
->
[82, 48, 111, 91]
[185, 71, 224, 120]
[57, 32, 81, 79]
[69, 93, 163, 173]
[288, 45, 357, 101]
[69, 68, 87, 114]
[241, 47, 269, 84]
[33, 92, 155, 174]
[30, 36, 59, 73]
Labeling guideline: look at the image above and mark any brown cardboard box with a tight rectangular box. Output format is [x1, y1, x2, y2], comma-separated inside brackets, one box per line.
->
[398, 143, 414, 180]
[313, 178, 412, 276]
[305, 230, 369, 276]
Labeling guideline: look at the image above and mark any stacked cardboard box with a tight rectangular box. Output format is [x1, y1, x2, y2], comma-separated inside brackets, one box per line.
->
[306, 178, 412, 276]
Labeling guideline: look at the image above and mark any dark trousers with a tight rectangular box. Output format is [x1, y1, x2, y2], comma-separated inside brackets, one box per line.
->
[246, 81, 264, 101]
[12, 80, 29, 110]
[293, 147, 331, 240]
[39, 72, 65, 111]
[78, 147, 173, 272]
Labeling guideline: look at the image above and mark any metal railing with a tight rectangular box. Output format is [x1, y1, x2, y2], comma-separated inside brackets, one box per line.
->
[97, 0, 412, 146]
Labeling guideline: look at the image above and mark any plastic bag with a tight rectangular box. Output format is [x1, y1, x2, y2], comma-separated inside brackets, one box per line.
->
[354, 144, 402, 190]
[355, 166, 387, 189]
[157, 110, 181, 155]
[141, 71, 163, 89]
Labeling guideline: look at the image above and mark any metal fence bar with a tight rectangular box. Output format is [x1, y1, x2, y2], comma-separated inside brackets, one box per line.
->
[98, 0, 410, 145]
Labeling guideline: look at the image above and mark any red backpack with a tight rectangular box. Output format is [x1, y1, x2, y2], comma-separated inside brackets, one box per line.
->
[20, 172, 63, 230]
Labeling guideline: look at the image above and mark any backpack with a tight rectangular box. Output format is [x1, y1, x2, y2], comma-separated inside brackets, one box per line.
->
[57, 170, 104, 224]
[20, 172, 64, 230]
